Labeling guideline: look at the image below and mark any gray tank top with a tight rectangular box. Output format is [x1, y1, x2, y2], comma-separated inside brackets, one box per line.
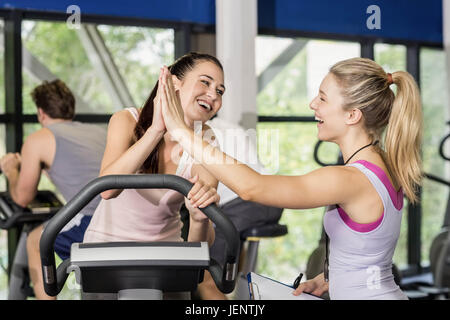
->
[46, 122, 107, 216]
[323, 160, 407, 299]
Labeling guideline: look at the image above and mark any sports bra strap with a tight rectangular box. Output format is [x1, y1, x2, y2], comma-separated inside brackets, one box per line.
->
[125, 107, 139, 122]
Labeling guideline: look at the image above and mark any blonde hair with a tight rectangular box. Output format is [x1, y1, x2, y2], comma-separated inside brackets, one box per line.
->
[329, 57, 423, 203]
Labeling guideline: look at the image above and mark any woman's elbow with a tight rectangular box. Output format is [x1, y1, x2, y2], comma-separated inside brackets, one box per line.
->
[237, 172, 262, 202]
[239, 190, 253, 202]
[238, 184, 257, 202]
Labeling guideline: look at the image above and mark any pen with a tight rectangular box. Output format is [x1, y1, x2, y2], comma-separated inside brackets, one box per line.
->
[247, 273, 255, 300]
[293, 272, 303, 289]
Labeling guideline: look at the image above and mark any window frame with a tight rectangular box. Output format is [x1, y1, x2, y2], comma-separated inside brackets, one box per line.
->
[0, 8, 190, 277]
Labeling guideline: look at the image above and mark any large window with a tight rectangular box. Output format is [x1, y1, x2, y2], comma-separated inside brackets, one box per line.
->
[19, 21, 174, 196]
[255, 39, 449, 281]
[374, 44, 450, 270]
[420, 48, 449, 267]
[0, 16, 176, 299]
[22, 21, 174, 115]
[374, 43, 409, 268]
[255, 37, 360, 282]
[0, 9, 447, 300]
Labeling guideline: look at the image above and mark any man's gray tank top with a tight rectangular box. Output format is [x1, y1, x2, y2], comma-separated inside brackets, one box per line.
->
[46, 122, 107, 217]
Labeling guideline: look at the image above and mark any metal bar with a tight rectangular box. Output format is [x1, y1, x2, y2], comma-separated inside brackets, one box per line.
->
[3, 9, 23, 279]
[4, 10, 22, 152]
[258, 116, 315, 122]
[76, 24, 135, 110]
[406, 44, 422, 270]
[361, 40, 375, 60]
[18, 114, 112, 124]
[258, 39, 308, 92]
[174, 23, 192, 59]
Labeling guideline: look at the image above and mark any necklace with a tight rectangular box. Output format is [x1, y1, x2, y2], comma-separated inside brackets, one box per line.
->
[344, 140, 379, 165]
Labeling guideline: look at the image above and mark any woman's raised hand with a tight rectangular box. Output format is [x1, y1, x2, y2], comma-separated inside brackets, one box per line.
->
[149, 74, 166, 134]
[159, 66, 188, 138]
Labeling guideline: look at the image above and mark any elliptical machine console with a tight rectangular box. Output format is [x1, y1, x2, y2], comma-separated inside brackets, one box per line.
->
[40, 174, 240, 299]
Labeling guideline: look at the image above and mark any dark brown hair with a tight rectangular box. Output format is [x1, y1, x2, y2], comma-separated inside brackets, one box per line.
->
[31, 79, 75, 120]
[135, 52, 223, 173]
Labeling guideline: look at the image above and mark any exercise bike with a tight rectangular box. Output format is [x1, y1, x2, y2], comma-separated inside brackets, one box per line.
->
[399, 121, 450, 299]
[0, 190, 63, 299]
[39, 174, 240, 299]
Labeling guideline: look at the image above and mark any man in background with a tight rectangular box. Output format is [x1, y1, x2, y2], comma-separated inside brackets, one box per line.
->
[0, 79, 107, 299]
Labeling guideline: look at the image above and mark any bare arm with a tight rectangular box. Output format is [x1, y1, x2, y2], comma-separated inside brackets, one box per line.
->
[174, 128, 359, 209]
[186, 164, 218, 246]
[160, 66, 360, 210]
[0, 130, 52, 207]
[99, 110, 165, 199]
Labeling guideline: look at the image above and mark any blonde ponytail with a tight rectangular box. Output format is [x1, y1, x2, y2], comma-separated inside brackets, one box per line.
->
[330, 58, 423, 203]
[385, 71, 423, 203]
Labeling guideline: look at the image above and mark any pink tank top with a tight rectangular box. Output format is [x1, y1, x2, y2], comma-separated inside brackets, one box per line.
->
[83, 107, 195, 243]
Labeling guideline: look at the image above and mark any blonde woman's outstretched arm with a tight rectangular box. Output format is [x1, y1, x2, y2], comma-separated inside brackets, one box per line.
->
[159, 66, 361, 210]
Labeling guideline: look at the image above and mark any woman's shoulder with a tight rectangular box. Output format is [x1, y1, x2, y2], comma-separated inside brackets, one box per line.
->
[110, 108, 140, 124]
[106, 109, 140, 142]
[349, 158, 400, 191]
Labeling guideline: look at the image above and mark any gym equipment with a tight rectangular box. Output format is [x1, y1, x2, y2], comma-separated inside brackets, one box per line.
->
[427, 121, 450, 291]
[0, 191, 63, 299]
[232, 223, 288, 299]
[39, 174, 240, 299]
[239, 223, 288, 276]
[400, 122, 450, 299]
[180, 203, 288, 300]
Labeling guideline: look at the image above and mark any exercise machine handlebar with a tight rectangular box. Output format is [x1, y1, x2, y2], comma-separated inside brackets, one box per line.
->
[439, 121, 450, 162]
[313, 140, 343, 167]
[40, 174, 240, 296]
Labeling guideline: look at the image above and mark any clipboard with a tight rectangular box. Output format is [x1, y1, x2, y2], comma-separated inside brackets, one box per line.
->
[247, 272, 323, 300]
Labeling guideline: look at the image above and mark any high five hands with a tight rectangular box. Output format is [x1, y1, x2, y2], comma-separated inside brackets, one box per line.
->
[156, 66, 219, 214]
[157, 66, 189, 139]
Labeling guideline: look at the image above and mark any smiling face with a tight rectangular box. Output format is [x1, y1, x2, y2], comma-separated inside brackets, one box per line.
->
[309, 73, 349, 143]
[173, 60, 225, 127]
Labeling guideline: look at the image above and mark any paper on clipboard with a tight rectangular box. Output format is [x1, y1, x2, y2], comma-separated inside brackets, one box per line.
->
[247, 272, 323, 300]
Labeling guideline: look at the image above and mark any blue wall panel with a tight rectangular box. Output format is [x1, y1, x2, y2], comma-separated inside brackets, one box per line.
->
[258, 0, 442, 44]
[0, 0, 443, 44]
[1, 0, 216, 24]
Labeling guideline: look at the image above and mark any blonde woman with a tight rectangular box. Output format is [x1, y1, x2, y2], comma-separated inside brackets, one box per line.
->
[158, 57, 423, 300]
